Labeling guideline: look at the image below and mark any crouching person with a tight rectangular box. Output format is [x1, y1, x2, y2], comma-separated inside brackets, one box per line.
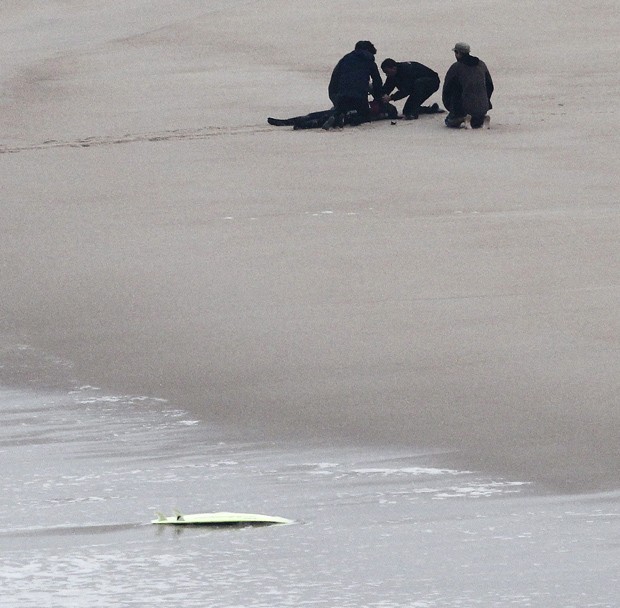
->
[380, 58, 441, 119]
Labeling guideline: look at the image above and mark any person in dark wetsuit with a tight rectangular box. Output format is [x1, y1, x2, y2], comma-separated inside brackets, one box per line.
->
[267, 99, 398, 130]
[380, 58, 442, 119]
[322, 40, 383, 130]
[442, 42, 494, 129]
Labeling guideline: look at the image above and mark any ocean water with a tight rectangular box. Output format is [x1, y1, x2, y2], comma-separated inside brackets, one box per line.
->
[1, 345, 619, 608]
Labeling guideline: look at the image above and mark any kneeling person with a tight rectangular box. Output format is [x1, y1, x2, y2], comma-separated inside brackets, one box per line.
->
[325, 40, 383, 129]
[442, 42, 494, 129]
[380, 58, 441, 119]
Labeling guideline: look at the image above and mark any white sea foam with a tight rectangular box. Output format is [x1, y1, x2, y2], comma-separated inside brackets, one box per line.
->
[351, 466, 466, 476]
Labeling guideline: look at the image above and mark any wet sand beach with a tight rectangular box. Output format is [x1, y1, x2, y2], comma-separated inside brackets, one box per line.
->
[2, 3, 620, 606]
[1, 0, 619, 496]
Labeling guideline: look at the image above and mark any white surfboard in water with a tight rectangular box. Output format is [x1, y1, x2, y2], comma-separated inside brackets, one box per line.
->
[152, 510, 294, 526]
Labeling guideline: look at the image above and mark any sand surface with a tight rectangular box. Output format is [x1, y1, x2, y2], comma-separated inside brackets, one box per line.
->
[1, 1, 619, 492]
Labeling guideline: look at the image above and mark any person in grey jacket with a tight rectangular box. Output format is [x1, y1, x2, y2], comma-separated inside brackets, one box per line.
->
[442, 42, 494, 128]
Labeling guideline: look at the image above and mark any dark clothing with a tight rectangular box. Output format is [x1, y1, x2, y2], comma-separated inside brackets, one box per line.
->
[268, 110, 333, 127]
[267, 101, 398, 130]
[328, 49, 383, 106]
[327, 49, 383, 127]
[442, 54, 494, 119]
[382, 61, 440, 117]
[400, 77, 440, 116]
[332, 95, 372, 125]
[444, 112, 467, 128]
[382, 62, 440, 100]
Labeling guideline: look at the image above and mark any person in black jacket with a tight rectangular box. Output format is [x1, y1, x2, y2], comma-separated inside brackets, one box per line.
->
[380, 58, 442, 119]
[323, 40, 383, 130]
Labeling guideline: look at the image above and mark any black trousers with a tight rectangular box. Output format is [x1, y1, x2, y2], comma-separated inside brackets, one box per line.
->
[444, 112, 486, 128]
[333, 96, 371, 125]
[444, 87, 489, 127]
[401, 76, 440, 116]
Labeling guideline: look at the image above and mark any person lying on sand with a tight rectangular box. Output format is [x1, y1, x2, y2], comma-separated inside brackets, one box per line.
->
[267, 99, 398, 130]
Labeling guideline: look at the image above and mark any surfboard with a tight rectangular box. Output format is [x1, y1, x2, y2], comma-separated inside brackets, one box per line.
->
[151, 510, 293, 526]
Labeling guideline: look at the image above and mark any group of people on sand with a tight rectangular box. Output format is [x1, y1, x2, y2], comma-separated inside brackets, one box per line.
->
[268, 40, 493, 131]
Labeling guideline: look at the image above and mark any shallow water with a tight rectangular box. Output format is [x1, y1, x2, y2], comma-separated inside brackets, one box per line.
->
[1, 379, 618, 608]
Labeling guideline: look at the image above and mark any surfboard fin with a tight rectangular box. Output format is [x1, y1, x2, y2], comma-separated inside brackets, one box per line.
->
[173, 508, 185, 521]
[155, 511, 167, 522]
